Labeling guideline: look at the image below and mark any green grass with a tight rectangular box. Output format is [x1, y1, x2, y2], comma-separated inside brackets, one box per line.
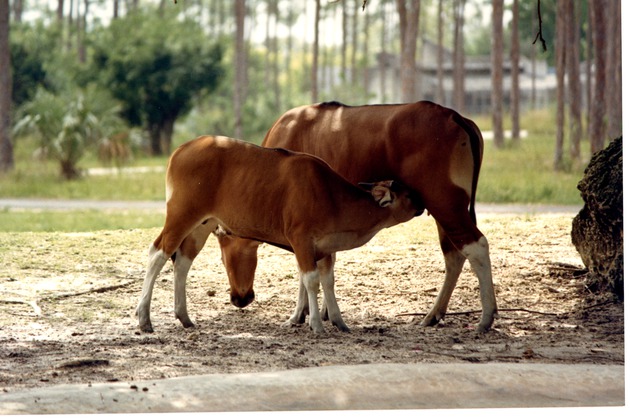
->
[0, 108, 587, 232]
[0, 209, 165, 232]
[474, 109, 585, 205]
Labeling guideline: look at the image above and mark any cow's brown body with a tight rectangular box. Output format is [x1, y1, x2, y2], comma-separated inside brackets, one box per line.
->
[221, 101, 498, 331]
[136, 135, 416, 333]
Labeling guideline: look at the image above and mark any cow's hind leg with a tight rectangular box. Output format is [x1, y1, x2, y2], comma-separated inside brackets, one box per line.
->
[421, 223, 466, 328]
[173, 221, 217, 328]
[426, 193, 497, 332]
[460, 235, 496, 331]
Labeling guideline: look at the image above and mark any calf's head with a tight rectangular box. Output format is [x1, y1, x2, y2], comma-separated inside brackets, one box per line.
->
[360, 180, 419, 223]
[218, 234, 258, 308]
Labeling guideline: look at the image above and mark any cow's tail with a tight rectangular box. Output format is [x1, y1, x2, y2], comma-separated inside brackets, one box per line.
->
[453, 113, 482, 226]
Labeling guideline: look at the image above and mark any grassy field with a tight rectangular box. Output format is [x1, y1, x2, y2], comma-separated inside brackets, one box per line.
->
[0, 108, 588, 232]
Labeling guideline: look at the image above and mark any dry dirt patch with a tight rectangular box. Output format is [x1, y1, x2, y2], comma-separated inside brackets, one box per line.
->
[0, 213, 624, 391]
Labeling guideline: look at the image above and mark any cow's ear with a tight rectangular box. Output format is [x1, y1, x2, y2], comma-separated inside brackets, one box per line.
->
[371, 185, 393, 207]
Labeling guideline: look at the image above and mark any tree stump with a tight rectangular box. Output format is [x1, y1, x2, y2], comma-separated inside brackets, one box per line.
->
[571, 137, 623, 300]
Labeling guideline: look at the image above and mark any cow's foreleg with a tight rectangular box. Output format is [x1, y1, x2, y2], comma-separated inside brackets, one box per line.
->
[137, 241, 170, 333]
[318, 254, 349, 332]
[460, 236, 497, 332]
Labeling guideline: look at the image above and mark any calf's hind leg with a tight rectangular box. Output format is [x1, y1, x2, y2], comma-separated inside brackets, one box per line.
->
[136, 232, 172, 333]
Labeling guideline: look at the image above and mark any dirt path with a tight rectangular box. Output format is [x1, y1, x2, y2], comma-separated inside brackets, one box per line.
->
[0, 212, 623, 391]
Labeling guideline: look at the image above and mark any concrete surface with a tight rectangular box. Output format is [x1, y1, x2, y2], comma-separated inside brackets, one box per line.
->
[0, 363, 624, 414]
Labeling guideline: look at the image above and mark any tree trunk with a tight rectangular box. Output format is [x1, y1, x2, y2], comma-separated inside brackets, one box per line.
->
[77, 0, 88, 64]
[510, 0, 520, 145]
[585, 0, 593, 136]
[529, 3, 536, 109]
[554, 0, 567, 170]
[588, 0, 606, 154]
[341, 0, 347, 82]
[566, 0, 582, 162]
[269, 0, 280, 112]
[60, 159, 82, 180]
[491, 0, 504, 148]
[605, 0, 621, 140]
[362, 4, 370, 101]
[311, 0, 320, 103]
[397, 0, 420, 103]
[452, 0, 466, 112]
[435, 0, 445, 105]
[0, 0, 13, 173]
[379, 3, 389, 102]
[148, 123, 161, 156]
[350, 0, 359, 85]
[234, 0, 246, 139]
[11, 0, 22, 22]
[57, 0, 64, 22]
[160, 117, 175, 156]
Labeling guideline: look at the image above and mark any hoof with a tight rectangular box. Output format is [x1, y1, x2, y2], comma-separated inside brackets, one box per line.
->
[283, 318, 302, 328]
[333, 321, 351, 333]
[476, 312, 497, 332]
[310, 326, 325, 335]
[177, 315, 195, 329]
[420, 313, 442, 327]
[138, 323, 154, 333]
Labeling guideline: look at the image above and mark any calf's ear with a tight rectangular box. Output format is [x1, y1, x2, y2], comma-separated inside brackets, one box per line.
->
[371, 185, 393, 207]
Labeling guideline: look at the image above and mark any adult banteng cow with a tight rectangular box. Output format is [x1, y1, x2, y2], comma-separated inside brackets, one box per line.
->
[135, 135, 417, 333]
[220, 101, 498, 332]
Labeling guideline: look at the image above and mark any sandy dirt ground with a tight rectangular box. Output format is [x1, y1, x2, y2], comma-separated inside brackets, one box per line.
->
[0, 212, 624, 391]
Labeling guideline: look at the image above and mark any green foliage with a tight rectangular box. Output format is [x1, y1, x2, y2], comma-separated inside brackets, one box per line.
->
[88, 9, 224, 154]
[13, 86, 126, 179]
[9, 22, 54, 106]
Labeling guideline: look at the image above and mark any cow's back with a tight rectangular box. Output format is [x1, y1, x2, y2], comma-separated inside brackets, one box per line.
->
[262, 101, 482, 215]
